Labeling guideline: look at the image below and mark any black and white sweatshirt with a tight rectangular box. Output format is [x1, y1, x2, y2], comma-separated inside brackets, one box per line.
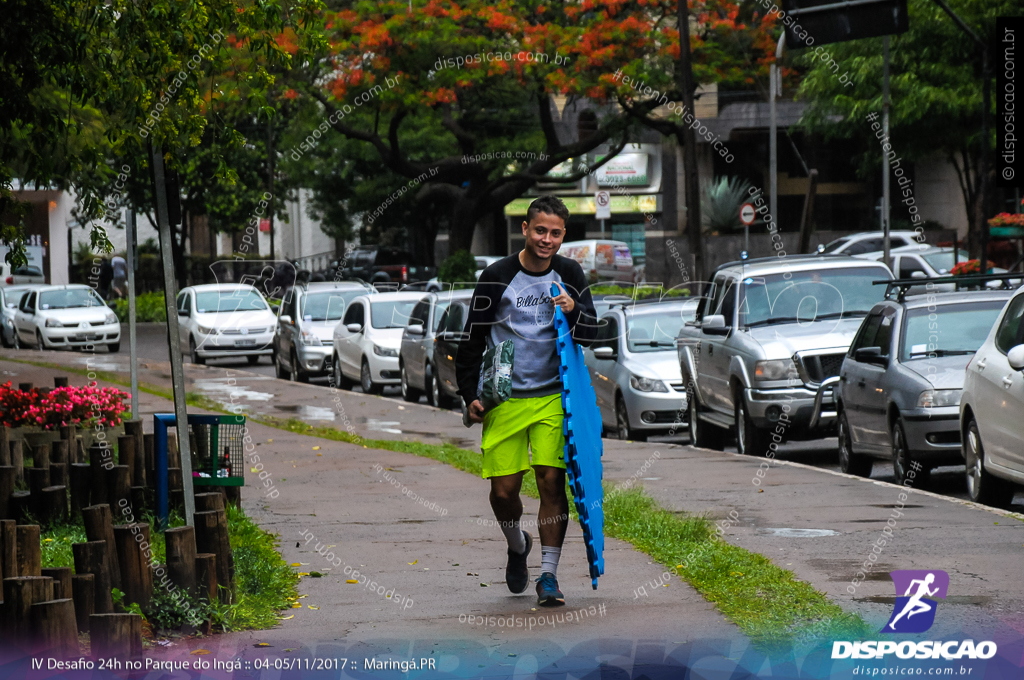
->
[455, 253, 598, 405]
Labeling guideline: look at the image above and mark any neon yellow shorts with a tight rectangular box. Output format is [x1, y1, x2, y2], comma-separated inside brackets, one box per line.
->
[480, 394, 566, 479]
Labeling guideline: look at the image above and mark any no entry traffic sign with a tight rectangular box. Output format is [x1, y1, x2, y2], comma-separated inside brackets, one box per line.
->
[740, 203, 756, 226]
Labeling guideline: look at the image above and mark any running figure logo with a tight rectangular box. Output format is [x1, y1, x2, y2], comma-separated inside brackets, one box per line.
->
[882, 570, 949, 634]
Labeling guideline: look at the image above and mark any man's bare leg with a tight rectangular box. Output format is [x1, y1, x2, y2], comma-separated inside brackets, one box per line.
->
[490, 471, 532, 593]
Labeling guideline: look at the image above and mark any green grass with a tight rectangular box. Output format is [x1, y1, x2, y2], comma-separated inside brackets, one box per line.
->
[5, 356, 866, 646]
[590, 284, 690, 299]
[111, 291, 168, 323]
[41, 522, 88, 568]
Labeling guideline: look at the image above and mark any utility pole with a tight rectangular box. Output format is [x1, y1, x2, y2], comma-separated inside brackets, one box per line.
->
[677, 0, 704, 284]
[882, 36, 892, 271]
[267, 119, 276, 260]
[151, 144, 196, 528]
[126, 208, 139, 416]
[770, 35, 784, 229]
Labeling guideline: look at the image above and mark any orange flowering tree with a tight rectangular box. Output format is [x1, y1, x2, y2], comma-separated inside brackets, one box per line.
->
[281, 0, 779, 253]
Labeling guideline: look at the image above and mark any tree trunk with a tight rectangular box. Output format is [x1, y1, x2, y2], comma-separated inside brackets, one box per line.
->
[677, 0, 704, 285]
[448, 193, 482, 255]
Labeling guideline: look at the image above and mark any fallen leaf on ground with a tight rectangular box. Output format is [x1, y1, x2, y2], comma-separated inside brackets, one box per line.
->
[278, 615, 294, 620]
[408, 559, 417, 565]
[346, 579, 358, 583]
[191, 650, 210, 656]
[254, 643, 271, 648]
[298, 594, 308, 599]
[309, 571, 323, 578]
[480, 583, 489, 587]
[317, 453, 322, 456]
[313, 446, 320, 450]
[308, 605, 320, 610]
[297, 572, 309, 576]
[290, 563, 302, 567]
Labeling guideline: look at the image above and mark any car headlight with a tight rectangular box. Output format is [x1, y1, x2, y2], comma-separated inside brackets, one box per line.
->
[44, 318, 62, 328]
[300, 329, 322, 346]
[373, 344, 398, 357]
[104, 313, 118, 324]
[755, 359, 801, 381]
[196, 325, 217, 335]
[630, 375, 669, 392]
[917, 389, 962, 408]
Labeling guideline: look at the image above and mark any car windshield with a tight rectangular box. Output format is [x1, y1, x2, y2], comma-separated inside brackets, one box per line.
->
[921, 250, 970, 274]
[38, 288, 105, 310]
[820, 238, 849, 253]
[626, 308, 696, 353]
[301, 290, 364, 321]
[739, 267, 890, 328]
[370, 299, 418, 329]
[195, 290, 267, 313]
[900, 300, 1006, 361]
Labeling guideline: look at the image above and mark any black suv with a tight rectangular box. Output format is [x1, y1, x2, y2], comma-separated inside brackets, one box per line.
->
[333, 247, 437, 286]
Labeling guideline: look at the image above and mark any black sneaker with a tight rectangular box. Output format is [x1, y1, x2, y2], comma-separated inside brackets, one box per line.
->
[536, 572, 565, 607]
[505, 531, 532, 594]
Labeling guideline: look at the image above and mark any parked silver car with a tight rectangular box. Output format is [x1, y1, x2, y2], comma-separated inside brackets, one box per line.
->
[1, 284, 41, 347]
[960, 283, 1024, 506]
[677, 255, 893, 454]
[273, 281, 373, 382]
[835, 284, 1014, 483]
[584, 299, 699, 440]
[399, 289, 473, 403]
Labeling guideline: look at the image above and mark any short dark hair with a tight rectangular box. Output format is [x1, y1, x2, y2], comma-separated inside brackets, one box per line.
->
[525, 195, 570, 226]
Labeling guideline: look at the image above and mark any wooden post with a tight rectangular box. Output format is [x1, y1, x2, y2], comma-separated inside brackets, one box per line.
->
[88, 443, 111, 506]
[70, 464, 91, 517]
[76, 438, 87, 467]
[194, 492, 225, 513]
[166, 526, 197, 595]
[117, 435, 135, 488]
[31, 599, 78, 657]
[82, 505, 121, 589]
[144, 433, 155, 489]
[106, 466, 131, 518]
[49, 463, 67, 488]
[125, 420, 145, 489]
[27, 467, 49, 518]
[71, 573, 95, 633]
[16, 524, 41, 576]
[10, 440, 23, 485]
[0, 518, 15, 579]
[167, 432, 180, 468]
[1, 575, 53, 642]
[41, 566, 73, 600]
[0, 466, 14, 520]
[224, 485, 241, 509]
[130, 486, 145, 516]
[0, 423, 8, 466]
[112, 525, 152, 609]
[167, 467, 184, 513]
[11, 491, 30, 522]
[89, 613, 143, 659]
[50, 439, 68, 468]
[195, 552, 217, 602]
[18, 382, 33, 392]
[72, 541, 114, 614]
[193, 510, 233, 602]
[31, 444, 50, 471]
[39, 486, 68, 527]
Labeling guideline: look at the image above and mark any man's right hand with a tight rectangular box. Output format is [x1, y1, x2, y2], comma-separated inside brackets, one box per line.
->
[468, 400, 485, 423]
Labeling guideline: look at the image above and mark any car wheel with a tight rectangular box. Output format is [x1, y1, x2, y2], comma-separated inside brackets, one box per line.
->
[891, 418, 928, 486]
[12, 330, 21, 350]
[964, 417, 1014, 507]
[735, 389, 770, 456]
[107, 341, 120, 353]
[189, 336, 205, 365]
[290, 351, 308, 383]
[248, 355, 260, 365]
[332, 353, 353, 390]
[688, 391, 725, 450]
[430, 368, 452, 409]
[361, 358, 382, 395]
[275, 349, 289, 379]
[838, 408, 872, 477]
[400, 363, 421, 402]
[615, 394, 646, 442]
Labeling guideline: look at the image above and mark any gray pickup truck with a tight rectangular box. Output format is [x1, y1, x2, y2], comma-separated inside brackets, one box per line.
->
[676, 254, 893, 454]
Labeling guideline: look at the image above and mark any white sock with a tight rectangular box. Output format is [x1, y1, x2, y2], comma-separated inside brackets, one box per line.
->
[540, 546, 561, 576]
[500, 521, 526, 554]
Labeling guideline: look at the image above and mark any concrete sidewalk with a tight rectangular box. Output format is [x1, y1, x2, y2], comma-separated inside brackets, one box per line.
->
[2, 348, 1023, 648]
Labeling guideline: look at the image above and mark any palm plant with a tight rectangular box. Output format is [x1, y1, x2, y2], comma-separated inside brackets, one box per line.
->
[701, 176, 753, 234]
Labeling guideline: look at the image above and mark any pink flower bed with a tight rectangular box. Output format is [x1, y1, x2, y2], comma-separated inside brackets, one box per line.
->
[0, 382, 130, 429]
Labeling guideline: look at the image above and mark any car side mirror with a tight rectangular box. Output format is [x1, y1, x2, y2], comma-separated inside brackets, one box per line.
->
[592, 346, 616, 360]
[270, 303, 280, 314]
[702, 314, 730, 336]
[279, 314, 292, 326]
[178, 309, 188, 317]
[441, 331, 465, 343]
[1008, 344, 1024, 371]
[910, 271, 927, 280]
[346, 323, 363, 333]
[854, 347, 888, 366]
[407, 324, 425, 336]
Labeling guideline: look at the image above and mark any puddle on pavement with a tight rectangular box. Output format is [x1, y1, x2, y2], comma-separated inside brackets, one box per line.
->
[868, 504, 926, 509]
[274, 404, 336, 420]
[193, 380, 275, 402]
[71, 357, 122, 372]
[857, 595, 991, 606]
[760, 528, 839, 538]
[366, 419, 403, 434]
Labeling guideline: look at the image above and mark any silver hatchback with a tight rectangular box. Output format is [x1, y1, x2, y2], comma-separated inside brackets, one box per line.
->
[584, 299, 699, 441]
[399, 289, 473, 404]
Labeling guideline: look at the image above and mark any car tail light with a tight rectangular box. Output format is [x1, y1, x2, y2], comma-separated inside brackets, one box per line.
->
[4, 277, 11, 284]
[401, 266, 408, 282]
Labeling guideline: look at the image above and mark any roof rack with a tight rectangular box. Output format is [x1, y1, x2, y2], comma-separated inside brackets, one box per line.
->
[874, 273, 1023, 302]
[717, 252, 840, 270]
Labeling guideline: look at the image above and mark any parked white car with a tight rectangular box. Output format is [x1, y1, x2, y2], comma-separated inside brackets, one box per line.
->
[1, 284, 42, 347]
[1, 263, 45, 285]
[331, 291, 423, 394]
[13, 285, 120, 351]
[960, 287, 1024, 507]
[176, 284, 277, 365]
[862, 245, 1019, 294]
[817, 231, 921, 256]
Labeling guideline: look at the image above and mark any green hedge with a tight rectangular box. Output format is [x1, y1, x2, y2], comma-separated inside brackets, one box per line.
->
[111, 291, 168, 323]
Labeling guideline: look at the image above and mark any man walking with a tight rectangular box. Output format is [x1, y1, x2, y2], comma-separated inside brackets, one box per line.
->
[456, 195, 597, 606]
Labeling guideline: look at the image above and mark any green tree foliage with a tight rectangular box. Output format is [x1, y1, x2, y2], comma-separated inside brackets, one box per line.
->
[796, 0, 1023, 254]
